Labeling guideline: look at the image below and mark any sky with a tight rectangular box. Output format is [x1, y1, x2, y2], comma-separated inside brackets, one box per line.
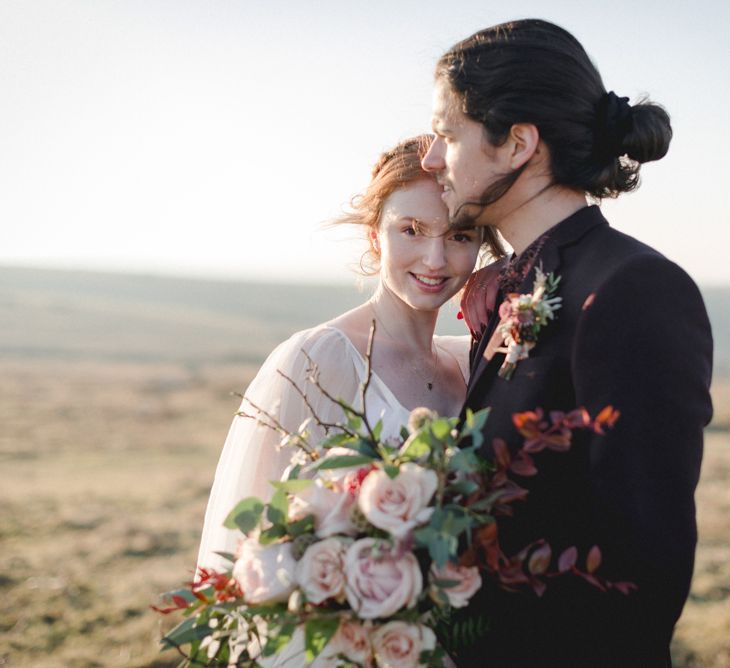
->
[1, 0, 729, 285]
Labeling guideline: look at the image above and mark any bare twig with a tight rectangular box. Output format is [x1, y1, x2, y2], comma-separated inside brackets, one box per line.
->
[358, 319, 376, 438]
[276, 368, 355, 438]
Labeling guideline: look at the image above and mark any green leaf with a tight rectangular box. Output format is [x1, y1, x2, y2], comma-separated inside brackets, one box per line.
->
[267, 489, 289, 527]
[161, 616, 211, 649]
[305, 617, 341, 663]
[447, 449, 480, 473]
[271, 479, 314, 493]
[223, 497, 265, 532]
[262, 621, 297, 657]
[399, 432, 432, 461]
[447, 480, 480, 496]
[372, 419, 383, 441]
[430, 417, 456, 441]
[313, 454, 375, 470]
[384, 463, 400, 479]
[259, 525, 287, 544]
[333, 437, 378, 458]
[287, 514, 315, 538]
[464, 407, 491, 432]
[321, 431, 356, 448]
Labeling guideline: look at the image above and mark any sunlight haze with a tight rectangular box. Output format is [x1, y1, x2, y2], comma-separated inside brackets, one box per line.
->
[1, 0, 729, 284]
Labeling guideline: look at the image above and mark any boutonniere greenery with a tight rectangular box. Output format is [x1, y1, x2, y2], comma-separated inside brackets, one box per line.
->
[496, 266, 562, 380]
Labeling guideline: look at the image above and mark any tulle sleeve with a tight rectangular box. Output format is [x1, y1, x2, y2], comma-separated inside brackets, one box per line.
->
[196, 326, 364, 572]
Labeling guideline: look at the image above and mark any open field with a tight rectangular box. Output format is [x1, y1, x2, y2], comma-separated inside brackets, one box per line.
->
[1, 267, 729, 666]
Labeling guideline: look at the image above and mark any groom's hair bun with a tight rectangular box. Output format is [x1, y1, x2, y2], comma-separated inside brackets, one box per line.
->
[437, 19, 672, 200]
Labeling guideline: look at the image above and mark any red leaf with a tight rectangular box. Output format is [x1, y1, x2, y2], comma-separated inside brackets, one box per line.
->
[528, 543, 552, 575]
[586, 545, 602, 573]
[492, 438, 511, 469]
[510, 450, 537, 477]
[611, 581, 638, 596]
[558, 546, 578, 572]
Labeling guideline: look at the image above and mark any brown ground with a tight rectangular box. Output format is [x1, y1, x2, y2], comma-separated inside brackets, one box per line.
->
[0, 360, 728, 667]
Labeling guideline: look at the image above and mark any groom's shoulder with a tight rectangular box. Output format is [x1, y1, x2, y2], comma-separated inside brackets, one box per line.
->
[572, 223, 695, 289]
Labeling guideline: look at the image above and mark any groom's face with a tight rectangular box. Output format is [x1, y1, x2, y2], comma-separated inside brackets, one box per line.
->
[422, 78, 512, 227]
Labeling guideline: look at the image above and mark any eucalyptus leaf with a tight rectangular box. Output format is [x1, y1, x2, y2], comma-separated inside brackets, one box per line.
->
[271, 479, 314, 493]
[224, 497, 265, 532]
[161, 616, 212, 648]
[305, 617, 341, 663]
[262, 621, 297, 657]
[313, 454, 375, 470]
[267, 489, 289, 527]
[384, 463, 400, 479]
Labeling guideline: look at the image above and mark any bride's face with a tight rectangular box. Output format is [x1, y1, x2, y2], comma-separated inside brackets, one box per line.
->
[374, 179, 481, 311]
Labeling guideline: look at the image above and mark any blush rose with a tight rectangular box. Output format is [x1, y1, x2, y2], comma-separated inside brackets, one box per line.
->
[371, 621, 436, 668]
[232, 538, 296, 605]
[358, 463, 437, 538]
[344, 538, 422, 619]
[295, 537, 350, 604]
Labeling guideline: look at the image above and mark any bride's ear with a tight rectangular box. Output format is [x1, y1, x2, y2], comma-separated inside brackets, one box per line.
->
[370, 229, 380, 254]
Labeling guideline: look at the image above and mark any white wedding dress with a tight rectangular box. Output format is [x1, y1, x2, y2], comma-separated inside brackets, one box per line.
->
[197, 324, 470, 572]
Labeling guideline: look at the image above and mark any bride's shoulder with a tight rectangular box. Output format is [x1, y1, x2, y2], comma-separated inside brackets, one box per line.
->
[264, 324, 358, 372]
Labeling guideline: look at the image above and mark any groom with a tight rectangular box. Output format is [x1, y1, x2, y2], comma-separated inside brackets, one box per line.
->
[422, 20, 713, 668]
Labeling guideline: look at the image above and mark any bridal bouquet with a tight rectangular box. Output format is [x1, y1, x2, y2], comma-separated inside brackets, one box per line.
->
[154, 340, 628, 667]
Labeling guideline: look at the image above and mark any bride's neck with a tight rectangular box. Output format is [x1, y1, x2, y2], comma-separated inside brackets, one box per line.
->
[368, 283, 439, 354]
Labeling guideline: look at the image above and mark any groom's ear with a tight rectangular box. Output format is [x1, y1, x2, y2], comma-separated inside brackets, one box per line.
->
[506, 123, 540, 170]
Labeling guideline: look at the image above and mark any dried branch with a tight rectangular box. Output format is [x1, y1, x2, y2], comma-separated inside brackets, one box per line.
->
[275, 368, 356, 437]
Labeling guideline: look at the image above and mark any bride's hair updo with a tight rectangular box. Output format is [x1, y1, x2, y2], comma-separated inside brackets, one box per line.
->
[336, 134, 504, 274]
[437, 19, 672, 199]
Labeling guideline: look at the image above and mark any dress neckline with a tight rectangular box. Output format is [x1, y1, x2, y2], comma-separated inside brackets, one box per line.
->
[321, 324, 412, 416]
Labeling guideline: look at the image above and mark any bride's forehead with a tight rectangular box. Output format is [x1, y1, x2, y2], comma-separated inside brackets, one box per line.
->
[379, 181, 448, 226]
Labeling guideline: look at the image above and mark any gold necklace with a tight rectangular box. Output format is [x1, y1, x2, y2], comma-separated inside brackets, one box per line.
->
[370, 304, 440, 391]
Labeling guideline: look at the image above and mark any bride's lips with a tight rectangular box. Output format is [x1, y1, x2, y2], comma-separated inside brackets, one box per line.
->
[410, 273, 449, 293]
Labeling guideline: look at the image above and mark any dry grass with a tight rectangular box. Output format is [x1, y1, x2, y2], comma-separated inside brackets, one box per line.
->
[0, 361, 728, 667]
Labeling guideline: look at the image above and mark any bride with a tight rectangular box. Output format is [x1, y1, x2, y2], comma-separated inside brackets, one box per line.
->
[197, 134, 502, 572]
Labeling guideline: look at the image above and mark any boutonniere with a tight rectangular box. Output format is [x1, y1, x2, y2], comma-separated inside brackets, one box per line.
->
[495, 265, 562, 380]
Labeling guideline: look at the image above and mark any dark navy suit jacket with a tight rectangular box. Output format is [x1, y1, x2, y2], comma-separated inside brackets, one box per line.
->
[457, 206, 713, 668]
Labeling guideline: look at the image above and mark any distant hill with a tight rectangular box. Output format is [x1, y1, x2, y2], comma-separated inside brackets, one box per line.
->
[1, 266, 728, 377]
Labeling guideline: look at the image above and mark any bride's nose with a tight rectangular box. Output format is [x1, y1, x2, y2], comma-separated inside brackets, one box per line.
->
[422, 237, 447, 270]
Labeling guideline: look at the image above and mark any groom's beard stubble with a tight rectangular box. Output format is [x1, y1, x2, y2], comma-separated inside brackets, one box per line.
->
[448, 165, 527, 231]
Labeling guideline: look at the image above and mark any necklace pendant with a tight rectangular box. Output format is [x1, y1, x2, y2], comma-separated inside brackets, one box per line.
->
[427, 382, 433, 391]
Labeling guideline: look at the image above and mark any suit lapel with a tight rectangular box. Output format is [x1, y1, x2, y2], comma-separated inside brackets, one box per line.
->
[464, 205, 607, 405]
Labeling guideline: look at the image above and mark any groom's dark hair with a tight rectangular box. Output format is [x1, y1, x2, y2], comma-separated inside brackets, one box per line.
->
[438, 19, 672, 199]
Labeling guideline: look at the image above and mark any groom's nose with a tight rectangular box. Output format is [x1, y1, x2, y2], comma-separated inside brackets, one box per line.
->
[421, 137, 445, 173]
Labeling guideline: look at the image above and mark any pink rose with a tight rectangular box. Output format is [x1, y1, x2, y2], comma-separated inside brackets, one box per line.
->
[311, 619, 373, 667]
[371, 622, 436, 668]
[232, 538, 296, 605]
[429, 562, 482, 609]
[295, 537, 350, 604]
[289, 447, 365, 537]
[289, 481, 357, 538]
[358, 463, 437, 538]
[345, 538, 422, 619]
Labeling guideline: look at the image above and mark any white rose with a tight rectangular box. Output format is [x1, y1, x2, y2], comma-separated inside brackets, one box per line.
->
[358, 463, 437, 538]
[232, 538, 296, 605]
[429, 562, 482, 609]
[295, 537, 350, 604]
[345, 538, 422, 619]
[372, 622, 436, 668]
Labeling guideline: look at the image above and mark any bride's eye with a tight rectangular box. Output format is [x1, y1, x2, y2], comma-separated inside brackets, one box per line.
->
[403, 225, 418, 236]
